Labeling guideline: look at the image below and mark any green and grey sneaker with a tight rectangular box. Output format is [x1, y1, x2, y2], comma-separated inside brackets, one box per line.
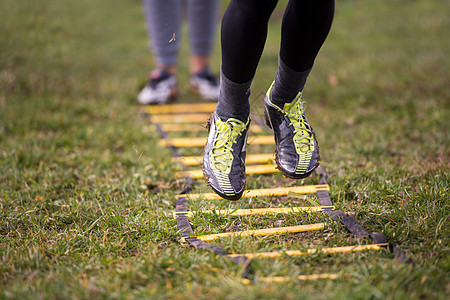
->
[202, 112, 250, 200]
[264, 82, 319, 179]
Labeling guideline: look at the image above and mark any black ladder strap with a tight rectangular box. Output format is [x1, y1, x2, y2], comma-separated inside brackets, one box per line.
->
[175, 196, 251, 267]
[315, 167, 412, 263]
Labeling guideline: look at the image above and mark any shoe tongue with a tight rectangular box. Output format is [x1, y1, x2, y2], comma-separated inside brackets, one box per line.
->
[283, 98, 303, 113]
[217, 118, 243, 142]
[283, 102, 291, 111]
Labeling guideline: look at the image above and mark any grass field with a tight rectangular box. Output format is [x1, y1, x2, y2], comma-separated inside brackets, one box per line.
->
[1, 0, 449, 299]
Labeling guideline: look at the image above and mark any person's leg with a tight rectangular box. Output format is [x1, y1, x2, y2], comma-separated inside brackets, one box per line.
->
[142, 0, 182, 73]
[264, 0, 334, 178]
[187, 0, 219, 74]
[138, 0, 182, 104]
[186, 0, 220, 101]
[271, 0, 334, 106]
[217, 0, 278, 122]
[203, 0, 278, 200]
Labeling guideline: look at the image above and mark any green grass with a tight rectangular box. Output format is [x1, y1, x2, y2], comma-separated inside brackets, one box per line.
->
[1, 0, 449, 299]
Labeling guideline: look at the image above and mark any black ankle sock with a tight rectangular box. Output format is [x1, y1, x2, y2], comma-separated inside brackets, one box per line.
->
[215, 67, 252, 122]
[271, 58, 312, 107]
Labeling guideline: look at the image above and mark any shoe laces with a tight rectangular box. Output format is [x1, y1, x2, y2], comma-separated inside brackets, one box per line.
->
[210, 118, 247, 172]
[283, 95, 314, 153]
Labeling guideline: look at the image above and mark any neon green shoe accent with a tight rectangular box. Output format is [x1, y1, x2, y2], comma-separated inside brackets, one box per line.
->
[283, 96, 315, 154]
[266, 84, 315, 155]
[209, 117, 249, 175]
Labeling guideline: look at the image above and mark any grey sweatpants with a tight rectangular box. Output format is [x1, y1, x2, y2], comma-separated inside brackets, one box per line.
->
[142, 0, 220, 66]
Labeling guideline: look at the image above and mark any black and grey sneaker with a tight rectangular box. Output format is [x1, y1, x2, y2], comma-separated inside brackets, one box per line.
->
[190, 69, 219, 101]
[264, 82, 319, 179]
[137, 70, 177, 105]
[203, 112, 250, 200]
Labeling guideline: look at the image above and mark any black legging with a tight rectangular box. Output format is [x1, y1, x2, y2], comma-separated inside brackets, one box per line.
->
[221, 0, 334, 83]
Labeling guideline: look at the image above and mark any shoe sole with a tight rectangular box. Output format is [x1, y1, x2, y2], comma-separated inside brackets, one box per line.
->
[207, 181, 244, 201]
[264, 104, 320, 179]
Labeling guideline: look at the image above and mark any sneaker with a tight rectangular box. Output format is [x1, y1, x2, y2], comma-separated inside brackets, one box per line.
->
[203, 112, 250, 200]
[137, 70, 177, 105]
[264, 82, 319, 179]
[190, 69, 219, 101]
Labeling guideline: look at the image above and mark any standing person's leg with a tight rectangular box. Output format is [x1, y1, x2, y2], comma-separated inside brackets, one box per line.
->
[265, 0, 335, 178]
[203, 0, 278, 200]
[187, 0, 219, 74]
[187, 0, 220, 100]
[138, 0, 182, 104]
[143, 0, 182, 72]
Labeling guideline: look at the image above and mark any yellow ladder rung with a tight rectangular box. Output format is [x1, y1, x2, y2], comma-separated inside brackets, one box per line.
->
[228, 243, 389, 259]
[152, 123, 264, 133]
[241, 273, 341, 284]
[176, 164, 279, 179]
[173, 206, 334, 218]
[160, 135, 274, 147]
[150, 123, 264, 133]
[251, 123, 264, 133]
[142, 103, 217, 114]
[182, 223, 325, 242]
[151, 123, 207, 132]
[149, 113, 210, 124]
[160, 137, 205, 147]
[172, 153, 274, 166]
[176, 184, 330, 200]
